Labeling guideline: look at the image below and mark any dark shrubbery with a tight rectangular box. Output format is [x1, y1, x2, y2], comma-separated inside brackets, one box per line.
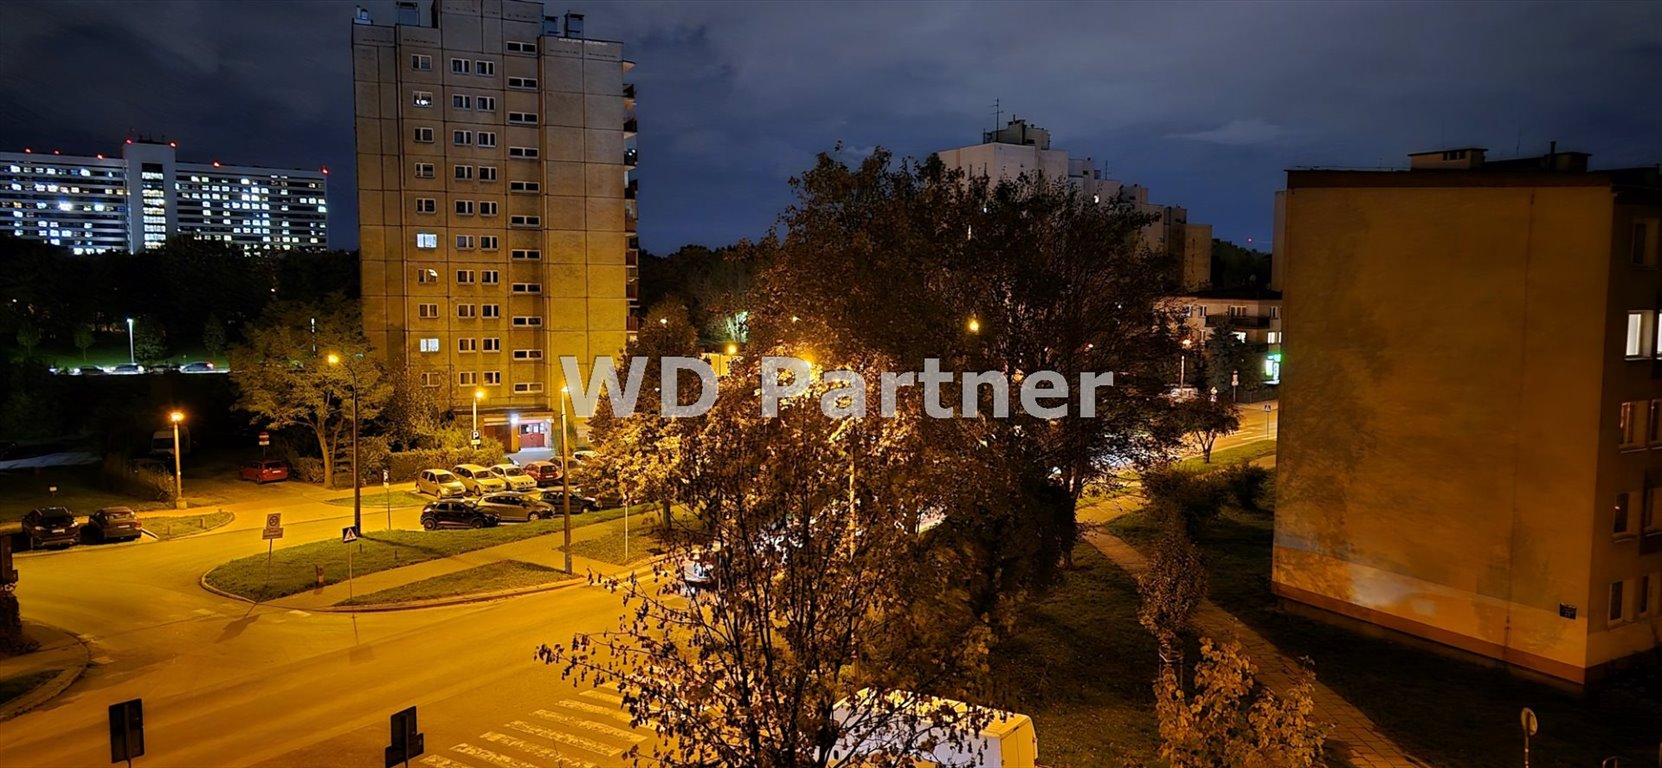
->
[1143, 461, 1270, 535]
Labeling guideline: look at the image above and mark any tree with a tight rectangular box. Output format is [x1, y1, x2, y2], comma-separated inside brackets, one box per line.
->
[378, 362, 443, 450]
[131, 317, 168, 364]
[1137, 524, 1208, 652]
[540, 359, 993, 767]
[1203, 318, 1264, 401]
[202, 314, 228, 359]
[72, 324, 95, 361]
[15, 320, 41, 357]
[1155, 636, 1327, 768]
[1170, 397, 1241, 463]
[229, 299, 390, 488]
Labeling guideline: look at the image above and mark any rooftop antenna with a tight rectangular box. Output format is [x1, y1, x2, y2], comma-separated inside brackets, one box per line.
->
[992, 98, 1002, 131]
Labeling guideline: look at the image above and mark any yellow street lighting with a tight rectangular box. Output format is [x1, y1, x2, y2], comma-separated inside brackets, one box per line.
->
[326, 351, 365, 531]
[167, 410, 186, 508]
[966, 317, 981, 334]
[326, 352, 341, 366]
[659, 317, 668, 325]
[724, 343, 738, 355]
[169, 410, 184, 424]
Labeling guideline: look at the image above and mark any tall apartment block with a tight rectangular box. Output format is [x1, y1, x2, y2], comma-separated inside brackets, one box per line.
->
[1274, 146, 1662, 683]
[352, 0, 637, 448]
[0, 139, 327, 254]
[934, 117, 1213, 291]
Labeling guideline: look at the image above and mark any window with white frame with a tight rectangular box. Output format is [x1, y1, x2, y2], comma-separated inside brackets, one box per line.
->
[481, 304, 500, 319]
[414, 127, 434, 143]
[455, 235, 475, 250]
[457, 304, 476, 319]
[513, 349, 544, 360]
[416, 267, 439, 284]
[510, 180, 540, 193]
[458, 337, 478, 353]
[415, 198, 436, 214]
[509, 146, 539, 159]
[476, 96, 495, 112]
[479, 235, 499, 250]
[479, 201, 498, 216]
[1620, 401, 1645, 449]
[480, 270, 500, 285]
[452, 129, 474, 146]
[478, 166, 498, 182]
[421, 371, 442, 387]
[506, 41, 536, 54]
[513, 382, 545, 394]
[483, 371, 502, 385]
[416, 233, 438, 249]
[418, 337, 440, 353]
[511, 249, 541, 260]
[454, 164, 474, 180]
[415, 162, 435, 178]
[512, 282, 541, 294]
[512, 315, 543, 327]
[411, 54, 432, 71]
[507, 112, 538, 125]
[413, 90, 433, 107]
[452, 94, 472, 110]
[1625, 311, 1653, 359]
[510, 215, 540, 227]
[456, 269, 475, 284]
[477, 131, 496, 148]
[450, 58, 471, 74]
[455, 200, 475, 216]
[418, 303, 440, 319]
[474, 60, 495, 76]
[508, 76, 538, 89]
[458, 370, 478, 385]
[482, 337, 500, 352]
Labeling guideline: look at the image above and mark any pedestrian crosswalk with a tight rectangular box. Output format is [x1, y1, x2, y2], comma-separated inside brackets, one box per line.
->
[420, 683, 654, 768]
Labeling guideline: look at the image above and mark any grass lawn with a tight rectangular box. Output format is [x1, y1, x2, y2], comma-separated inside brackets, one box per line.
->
[338, 560, 569, 606]
[0, 467, 169, 525]
[143, 511, 234, 540]
[1176, 438, 1276, 471]
[563, 523, 665, 566]
[984, 542, 1160, 767]
[324, 490, 429, 509]
[1107, 475, 1662, 768]
[0, 668, 60, 710]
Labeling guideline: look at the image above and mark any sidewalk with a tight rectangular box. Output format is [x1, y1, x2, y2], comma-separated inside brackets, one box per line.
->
[0, 623, 90, 722]
[1078, 477, 1423, 768]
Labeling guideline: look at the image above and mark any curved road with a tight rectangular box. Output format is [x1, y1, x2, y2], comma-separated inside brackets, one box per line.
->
[2, 489, 648, 768]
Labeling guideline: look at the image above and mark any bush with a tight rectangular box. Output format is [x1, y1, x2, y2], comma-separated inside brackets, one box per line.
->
[100, 453, 174, 502]
[1142, 466, 1228, 536]
[1214, 462, 1270, 512]
[292, 457, 325, 484]
[384, 438, 505, 483]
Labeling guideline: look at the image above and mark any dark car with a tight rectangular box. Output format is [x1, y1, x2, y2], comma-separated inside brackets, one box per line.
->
[76, 365, 106, 376]
[86, 506, 144, 543]
[22, 507, 80, 550]
[472, 492, 554, 523]
[522, 461, 563, 487]
[531, 489, 601, 514]
[240, 460, 291, 484]
[180, 361, 218, 373]
[419, 500, 499, 530]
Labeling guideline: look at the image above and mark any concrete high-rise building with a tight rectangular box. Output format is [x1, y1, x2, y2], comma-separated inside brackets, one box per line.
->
[935, 117, 1213, 290]
[0, 139, 327, 255]
[1274, 146, 1662, 684]
[352, 0, 637, 449]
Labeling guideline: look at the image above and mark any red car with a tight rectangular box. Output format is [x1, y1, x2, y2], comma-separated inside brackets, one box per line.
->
[240, 460, 290, 484]
[522, 461, 563, 487]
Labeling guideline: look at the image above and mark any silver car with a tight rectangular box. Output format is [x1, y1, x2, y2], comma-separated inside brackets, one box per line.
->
[487, 463, 538, 491]
[416, 469, 467, 498]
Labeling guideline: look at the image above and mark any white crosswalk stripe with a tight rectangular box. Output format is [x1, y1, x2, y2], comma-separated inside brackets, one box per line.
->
[420, 755, 474, 768]
[552, 699, 632, 723]
[479, 732, 603, 768]
[504, 720, 623, 757]
[450, 743, 542, 768]
[577, 689, 625, 706]
[530, 709, 646, 743]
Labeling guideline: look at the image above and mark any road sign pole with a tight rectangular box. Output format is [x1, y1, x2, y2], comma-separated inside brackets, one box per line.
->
[347, 539, 354, 603]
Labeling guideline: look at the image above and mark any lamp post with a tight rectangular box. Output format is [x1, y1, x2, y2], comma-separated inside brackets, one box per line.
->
[472, 388, 484, 445]
[327, 353, 362, 534]
[1179, 338, 1193, 391]
[560, 385, 573, 573]
[169, 410, 185, 508]
[126, 318, 136, 366]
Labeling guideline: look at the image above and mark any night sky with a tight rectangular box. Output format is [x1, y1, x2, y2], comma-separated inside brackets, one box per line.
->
[3, 0, 1659, 253]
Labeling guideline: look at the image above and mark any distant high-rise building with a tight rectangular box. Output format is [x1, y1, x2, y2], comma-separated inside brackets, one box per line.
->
[1274, 146, 1662, 684]
[0, 139, 328, 254]
[934, 117, 1213, 290]
[352, 0, 637, 449]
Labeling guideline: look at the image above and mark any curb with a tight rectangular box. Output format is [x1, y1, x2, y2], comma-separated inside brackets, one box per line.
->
[0, 624, 93, 723]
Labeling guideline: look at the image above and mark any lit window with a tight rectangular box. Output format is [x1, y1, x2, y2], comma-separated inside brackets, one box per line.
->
[1625, 311, 1651, 358]
[418, 337, 440, 353]
[413, 90, 433, 108]
[411, 54, 432, 71]
[416, 233, 438, 249]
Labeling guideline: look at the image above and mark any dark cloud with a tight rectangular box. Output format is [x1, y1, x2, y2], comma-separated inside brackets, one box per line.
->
[3, 0, 1659, 251]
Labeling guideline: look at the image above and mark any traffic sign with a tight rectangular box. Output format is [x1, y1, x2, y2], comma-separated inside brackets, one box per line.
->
[261, 512, 284, 540]
[262, 526, 284, 541]
[385, 706, 425, 768]
[109, 698, 145, 764]
[342, 526, 359, 543]
[258, 431, 270, 447]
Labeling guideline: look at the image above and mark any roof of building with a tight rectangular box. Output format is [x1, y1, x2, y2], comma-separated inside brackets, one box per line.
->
[1179, 286, 1283, 301]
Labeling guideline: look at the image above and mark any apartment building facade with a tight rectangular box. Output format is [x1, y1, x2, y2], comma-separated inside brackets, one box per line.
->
[352, 0, 637, 447]
[1273, 147, 1662, 683]
[0, 139, 327, 254]
[934, 117, 1213, 290]
[1173, 288, 1283, 387]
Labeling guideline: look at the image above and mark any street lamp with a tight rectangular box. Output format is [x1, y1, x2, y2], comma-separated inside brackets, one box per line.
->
[559, 385, 573, 573]
[126, 318, 136, 366]
[327, 352, 362, 534]
[966, 317, 981, 334]
[472, 388, 485, 444]
[168, 410, 186, 509]
[1179, 338, 1193, 391]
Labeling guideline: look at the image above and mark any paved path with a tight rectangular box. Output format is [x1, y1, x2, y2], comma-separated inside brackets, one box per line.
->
[1078, 474, 1424, 768]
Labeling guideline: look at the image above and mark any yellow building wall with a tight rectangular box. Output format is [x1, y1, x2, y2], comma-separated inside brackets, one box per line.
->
[1274, 182, 1618, 682]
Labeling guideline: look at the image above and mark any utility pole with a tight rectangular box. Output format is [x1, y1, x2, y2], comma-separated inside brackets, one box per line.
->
[560, 387, 573, 573]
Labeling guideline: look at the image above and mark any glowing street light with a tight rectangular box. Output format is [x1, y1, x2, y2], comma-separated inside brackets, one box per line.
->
[168, 410, 186, 508]
[326, 352, 363, 533]
[126, 318, 136, 366]
[724, 342, 738, 356]
[472, 388, 485, 443]
[966, 317, 981, 334]
[1179, 338, 1194, 391]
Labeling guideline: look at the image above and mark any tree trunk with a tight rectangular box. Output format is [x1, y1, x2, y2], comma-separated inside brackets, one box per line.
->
[315, 426, 334, 489]
[660, 499, 672, 528]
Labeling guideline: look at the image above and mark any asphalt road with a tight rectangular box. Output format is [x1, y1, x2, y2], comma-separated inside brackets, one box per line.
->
[1, 486, 655, 768]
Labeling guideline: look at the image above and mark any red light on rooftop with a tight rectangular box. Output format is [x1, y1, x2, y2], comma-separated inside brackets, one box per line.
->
[125, 138, 134, 145]
[52, 149, 60, 155]
[213, 161, 221, 168]
[96, 154, 105, 160]
[168, 141, 177, 148]
[22, 148, 31, 153]
[320, 167, 330, 175]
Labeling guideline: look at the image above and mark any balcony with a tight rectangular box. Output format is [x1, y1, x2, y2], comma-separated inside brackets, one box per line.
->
[624, 148, 637, 167]
[623, 83, 635, 100]
[625, 205, 637, 233]
[626, 281, 639, 301]
[624, 179, 637, 200]
[623, 117, 637, 135]
[625, 248, 638, 267]
[1206, 314, 1272, 329]
[627, 314, 640, 332]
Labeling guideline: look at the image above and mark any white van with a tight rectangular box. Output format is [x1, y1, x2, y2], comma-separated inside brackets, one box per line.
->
[827, 689, 1037, 768]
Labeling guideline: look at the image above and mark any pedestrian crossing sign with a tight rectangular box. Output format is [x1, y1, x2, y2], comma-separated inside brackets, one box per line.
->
[342, 526, 359, 543]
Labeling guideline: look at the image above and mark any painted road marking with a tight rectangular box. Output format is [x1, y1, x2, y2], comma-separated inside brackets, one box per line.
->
[531, 709, 645, 742]
[554, 699, 632, 722]
[504, 720, 622, 757]
[419, 756, 475, 768]
[91, 656, 115, 665]
[578, 689, 624, 706]
[286, 609, 310, 617]
[449, 743, 540, 768]
[480, 732, 601, 768]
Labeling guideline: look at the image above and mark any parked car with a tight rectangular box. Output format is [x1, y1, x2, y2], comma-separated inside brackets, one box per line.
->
[472, 492, 553, 522]
[148, 363, 180, 374]
[451, 464, 507, 496]
[240, 460, 290, 484]
[180, 361, 218, 373]
[522, 461, 563, 487]
[22, 507, 80, 550]
[419, 500, 499, 530]
[76, 365, 106, 376]
[571, 449, 597, 464]
[416, 469, 467, 498]
[487, 463, 538, 491]
[110, 363, 144, 375]
[85, 506, 143, 543]
[530, 489, 601, 514]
